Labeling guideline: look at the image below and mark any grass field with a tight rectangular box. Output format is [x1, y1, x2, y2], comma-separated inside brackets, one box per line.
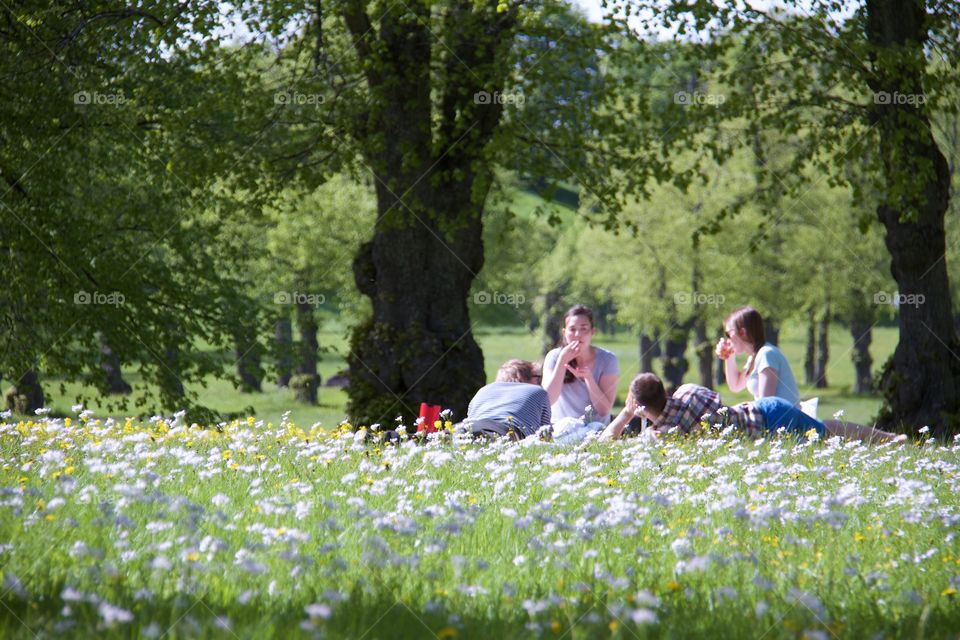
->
[0, 414, 957, 638]
[39, 321, 899, 429]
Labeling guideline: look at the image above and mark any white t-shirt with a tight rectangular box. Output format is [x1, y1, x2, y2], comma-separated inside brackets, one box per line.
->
[544, 346, 620, 424]
[746, 343, 801, 406]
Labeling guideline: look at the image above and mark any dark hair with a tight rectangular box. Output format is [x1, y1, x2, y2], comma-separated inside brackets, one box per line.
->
[725, 306, 766, 375]
[561, 305, 594, 384]
[724, 306, 765, 352]
[630, 373, 668, 416]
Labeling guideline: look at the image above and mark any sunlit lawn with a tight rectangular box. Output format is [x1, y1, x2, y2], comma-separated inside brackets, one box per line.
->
[40, 322, 897, 428]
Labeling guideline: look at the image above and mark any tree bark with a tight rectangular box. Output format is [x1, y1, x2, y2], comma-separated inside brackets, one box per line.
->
[715, 330, 726, 387]
[867, 0, 960, 435]
[814, 302, 829, 389]
[4, 370, 44, 415]
[342, 0, 513, 425]
[850, 314, 874, 395]
[694, 315, 712, 389]
[541, 283, 568, 356]
[640, 332, 657, 373]
[98, 332, 132, 395]
[764, 317, 779, 346]
[804, 307, 816, 386]
[293, 301, 320, 405]
[234, 326, 263, 394]
[159, 348, 184, 404]
[661, 326, 689, 393]
[275, 316, 293, 388]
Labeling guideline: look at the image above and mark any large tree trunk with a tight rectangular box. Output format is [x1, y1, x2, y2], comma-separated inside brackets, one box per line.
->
[694, 315, 712, 389]
[292, 301, 320, 405]
[341, 0, 512, 426]
[804, 307, 816, 386]
[4, 370, 44, 415]
[348, 187, 486, 424]
[814, 302, 829, 389]
[98, 333, 132, 395]
[275, 316, 293, 388]
[867, 0, 960, 436]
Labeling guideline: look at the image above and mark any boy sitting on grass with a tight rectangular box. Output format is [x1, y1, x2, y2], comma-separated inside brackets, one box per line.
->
[602, 373, 902, 444]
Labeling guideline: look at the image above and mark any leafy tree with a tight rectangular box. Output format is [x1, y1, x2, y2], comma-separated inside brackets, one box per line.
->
[0, 3, 274, 415]
[246, 0, 683, 424]
[607, 0, 960, 434]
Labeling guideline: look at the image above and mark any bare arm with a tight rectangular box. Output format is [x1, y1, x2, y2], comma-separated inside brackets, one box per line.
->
[589, 372, 619, 418]
[542, 343, 579, 404]
[724, 357, 748, 392]
[601, 391, 637, 441]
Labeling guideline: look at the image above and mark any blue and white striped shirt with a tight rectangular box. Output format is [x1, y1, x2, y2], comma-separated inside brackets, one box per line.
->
[466, 382, 552, 436]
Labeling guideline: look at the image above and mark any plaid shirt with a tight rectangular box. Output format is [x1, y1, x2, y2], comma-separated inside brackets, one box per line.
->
[652, 384, 722, 434]
[724, 402, 766, 438]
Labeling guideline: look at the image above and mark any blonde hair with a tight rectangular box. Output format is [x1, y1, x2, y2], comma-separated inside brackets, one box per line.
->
[496, 359, 536, 383]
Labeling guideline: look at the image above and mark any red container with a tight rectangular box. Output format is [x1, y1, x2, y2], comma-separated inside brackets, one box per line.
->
[417, 403, 442, 433]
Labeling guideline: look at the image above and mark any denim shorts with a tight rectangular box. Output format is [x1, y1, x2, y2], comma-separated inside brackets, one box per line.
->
[754, 397, 826, 438]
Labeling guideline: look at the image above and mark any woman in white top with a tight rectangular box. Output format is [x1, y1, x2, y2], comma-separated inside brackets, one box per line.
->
[715, 306, 800, 405]
[542, 304, 620, 424]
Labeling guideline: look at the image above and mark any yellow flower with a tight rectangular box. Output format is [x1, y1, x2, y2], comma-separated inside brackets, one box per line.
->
[666, 580, 682, 591]
[437, 627, 458, 639]
[942, 587, 958, 597]
[550, 620, 562, 633]
[853, 532, 865, 542]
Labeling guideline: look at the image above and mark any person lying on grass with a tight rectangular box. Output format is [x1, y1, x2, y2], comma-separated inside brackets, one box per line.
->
[601, 373, 903, 443]
[459, 359, 551, 440]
